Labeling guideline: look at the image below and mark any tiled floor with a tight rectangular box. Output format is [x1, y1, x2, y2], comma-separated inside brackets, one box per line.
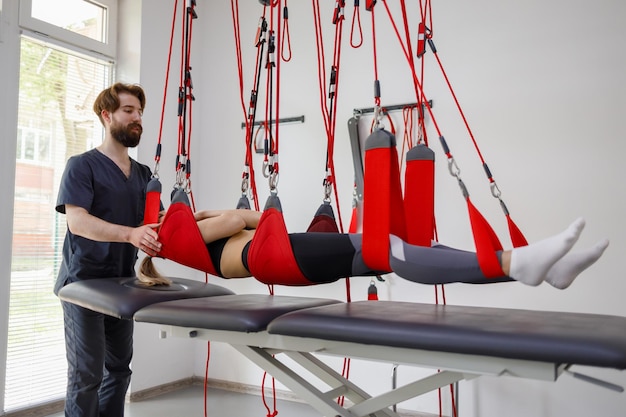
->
[46, 385, 323, 417]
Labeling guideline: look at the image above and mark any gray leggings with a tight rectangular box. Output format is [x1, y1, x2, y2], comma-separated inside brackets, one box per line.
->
[285, 233, 512, 285]
[387, 234, 512, 284]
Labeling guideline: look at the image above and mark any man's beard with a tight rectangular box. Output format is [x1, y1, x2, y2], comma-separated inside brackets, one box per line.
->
[110, 121, 143, 148]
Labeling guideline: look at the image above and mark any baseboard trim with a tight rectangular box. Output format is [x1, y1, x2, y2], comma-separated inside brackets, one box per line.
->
[2, 400, 64, 417]
[129, 377, 196, 402]
[1, 378, 445, 417]
[131, 377, 445, 417]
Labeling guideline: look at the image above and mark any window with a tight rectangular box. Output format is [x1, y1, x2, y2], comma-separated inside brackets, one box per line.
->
[31, 0, 107, 44]
[19, 0, 117, 59]
[5, 1, 115, 412]
[16, 126, 52, 163]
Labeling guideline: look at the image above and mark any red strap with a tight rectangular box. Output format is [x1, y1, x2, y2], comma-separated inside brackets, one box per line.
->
[248, 200, 311, 286]
[143, 178, 162, 225]
[362, 129, 406, 271]
[403, 144, 435, 246]
[157, 198, 218, 276]
[348, 205, 358, 233]
[307, 202, 340, 233]
[507, 214, 528, 248]
[466, 198, 505, 278]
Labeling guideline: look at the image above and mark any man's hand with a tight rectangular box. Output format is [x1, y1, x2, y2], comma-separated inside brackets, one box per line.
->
[129, 224, 162, 256]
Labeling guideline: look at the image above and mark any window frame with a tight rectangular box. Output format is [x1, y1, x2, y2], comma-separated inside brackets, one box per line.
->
[18, 0, 117, 59]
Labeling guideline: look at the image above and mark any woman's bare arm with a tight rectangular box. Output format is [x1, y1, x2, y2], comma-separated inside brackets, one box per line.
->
[195, 210, 261, 243]
[194, 209, 261, 229]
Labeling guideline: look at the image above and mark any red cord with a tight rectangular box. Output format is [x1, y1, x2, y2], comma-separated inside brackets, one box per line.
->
[281, 0, 292, 61]
[431, 50, 488, 165]
[155, 0, 179, 167]
[350, 1, 363, 48]
[370, 9, 380, 106]
[203, 341, 211, 417]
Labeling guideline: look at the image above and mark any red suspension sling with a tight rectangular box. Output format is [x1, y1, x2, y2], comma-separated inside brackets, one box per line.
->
[158, 190, 218, 276]
[246, 194, 312, 286]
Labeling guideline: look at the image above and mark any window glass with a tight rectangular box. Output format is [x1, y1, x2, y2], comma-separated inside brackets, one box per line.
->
[4, 35, 112, 413]
[31, 0, 107, 43]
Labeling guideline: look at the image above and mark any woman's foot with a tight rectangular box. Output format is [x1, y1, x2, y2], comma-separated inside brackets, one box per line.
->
[509, 218, 586, 286]
[544, 239, 609, 289]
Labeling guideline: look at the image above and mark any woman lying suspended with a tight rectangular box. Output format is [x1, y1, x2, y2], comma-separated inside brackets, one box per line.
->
[136, 200, 609, 290]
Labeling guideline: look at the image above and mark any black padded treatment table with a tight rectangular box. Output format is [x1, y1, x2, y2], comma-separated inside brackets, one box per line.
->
[59, 278, 626, 417]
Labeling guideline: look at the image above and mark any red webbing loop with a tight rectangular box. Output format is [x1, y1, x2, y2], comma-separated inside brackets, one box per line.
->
[362, 129, 406, 271]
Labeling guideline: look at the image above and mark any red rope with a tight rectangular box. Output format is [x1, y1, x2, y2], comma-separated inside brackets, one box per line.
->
[281, 0, 292, 61]
[311, 0, 347, 234]
[231, 0, 267, 210]
[155, 0, 179, 168]
[311, 1, 353, 399]
[350, 0, 363, 48]
[203, 341, 211, 417]
[261, 371, 278, 417]
[370, 8, 380, 106]
[274, 1, 282, 177]
[431, 47, 488, 165]
[312, 0, 329, 133]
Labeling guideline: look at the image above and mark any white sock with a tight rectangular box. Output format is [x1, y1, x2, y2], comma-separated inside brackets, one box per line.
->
[509, 218, 586, 286]
[544, 239, 609, 289]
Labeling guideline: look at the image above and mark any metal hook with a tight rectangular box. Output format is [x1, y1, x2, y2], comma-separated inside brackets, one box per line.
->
[262, 160, 271, 178]
[323, 179, 332, 202]
[447, 157, 461, 178]
[269, 171, 279, 191]
[490, 182, 502, 199]
[373, 105, 385, 131]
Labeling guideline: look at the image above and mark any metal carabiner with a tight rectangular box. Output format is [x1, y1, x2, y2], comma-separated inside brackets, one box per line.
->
[447, 157, 461, 178]
[152, 162, 161, 179]
[175, 169, 186, 189]
[490, 181, 502, 199]
[323, 179, 332, 202]
[262, 160, 271, 178]
[269, 171, 279, 191]
[372, 105, 384, 131]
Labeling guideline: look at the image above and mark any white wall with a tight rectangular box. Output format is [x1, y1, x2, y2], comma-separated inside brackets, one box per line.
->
[132, 1, 626, 416]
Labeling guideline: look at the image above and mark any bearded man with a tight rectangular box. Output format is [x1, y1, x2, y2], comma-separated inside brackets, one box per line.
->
[55, 83, 162, 417]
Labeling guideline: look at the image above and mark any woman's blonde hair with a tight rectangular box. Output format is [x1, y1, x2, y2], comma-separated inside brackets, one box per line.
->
[138, 256, 172, 286]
